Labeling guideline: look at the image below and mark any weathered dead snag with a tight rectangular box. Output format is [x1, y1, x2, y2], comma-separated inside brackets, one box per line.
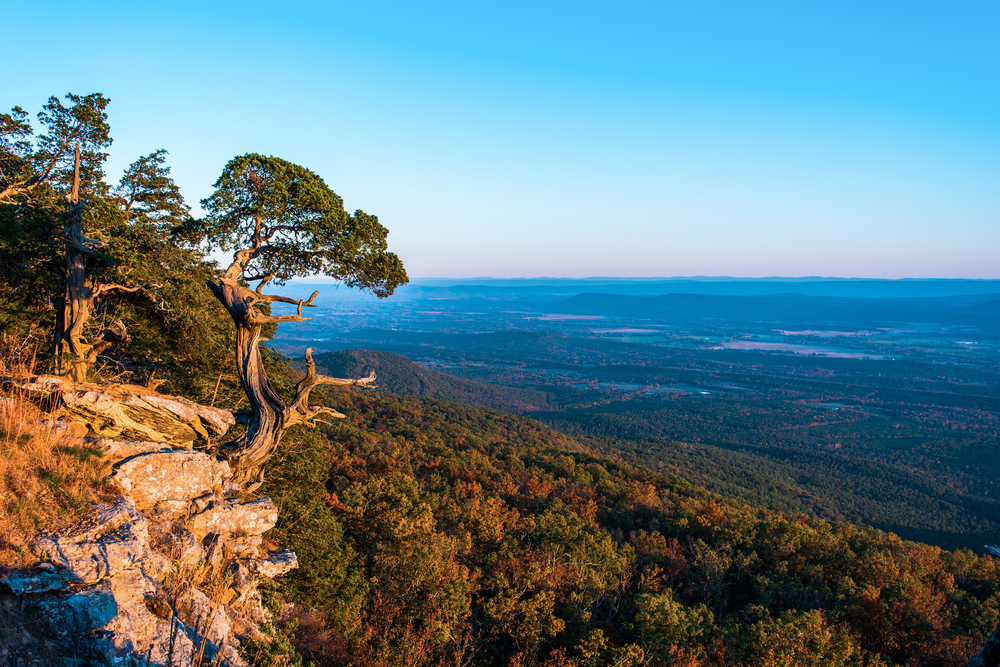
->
[52, 145, 139, 382]
[209, 276, 373, 486]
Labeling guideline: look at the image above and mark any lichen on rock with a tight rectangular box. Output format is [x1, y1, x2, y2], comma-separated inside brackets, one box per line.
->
[0, 404, 297, 667]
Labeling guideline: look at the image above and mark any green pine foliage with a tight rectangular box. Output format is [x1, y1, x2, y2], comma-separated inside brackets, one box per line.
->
[0, 93, 240, 401]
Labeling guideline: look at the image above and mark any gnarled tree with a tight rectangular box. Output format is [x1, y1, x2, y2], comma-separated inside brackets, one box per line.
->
[196, 154, 407, 484]
[53, 146, 139, 382]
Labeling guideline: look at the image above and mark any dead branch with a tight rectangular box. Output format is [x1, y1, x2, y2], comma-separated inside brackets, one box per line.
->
[245, 310, 309, 326]
[85, 320, 128, 363]
[215, 277, 320, 325]
[255, 273, 276, 293]
[93, 282, 142, 298]
[291, 347, 375, 416]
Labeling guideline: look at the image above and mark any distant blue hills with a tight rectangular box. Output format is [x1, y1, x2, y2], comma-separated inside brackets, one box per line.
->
[281, 277, 1000, 302]
[557, 291, 1000, 326]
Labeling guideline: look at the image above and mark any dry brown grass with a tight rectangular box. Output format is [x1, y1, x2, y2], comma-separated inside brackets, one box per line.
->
[0, 334, 114, 571]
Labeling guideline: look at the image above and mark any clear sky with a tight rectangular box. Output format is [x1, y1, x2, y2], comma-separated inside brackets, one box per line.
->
[6, 1, 999, 279]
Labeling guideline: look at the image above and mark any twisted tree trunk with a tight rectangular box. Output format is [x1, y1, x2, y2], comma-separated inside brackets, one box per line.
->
[52, 145, 133, 382]
[207, 276, 374, 487]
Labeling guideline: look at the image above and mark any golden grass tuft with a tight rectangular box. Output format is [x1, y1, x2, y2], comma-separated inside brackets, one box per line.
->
[0, 334, 114, 571]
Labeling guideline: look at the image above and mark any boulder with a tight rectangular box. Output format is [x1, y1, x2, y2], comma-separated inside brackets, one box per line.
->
[140, 545, 172, 582]
[188, 498, 278, 538]
[247, 549, 298, 579]
[58, 388, 235, 444]
[202, 533, 226, 572]
[23, 586, 119, 637]
[148, 499, 192, 521]
[5, 480, 271, 667]
[83, 630, 136, 667]
[174, 585, 231, 648]
[39, 418, 88, 438]
[91, 437, 174, 464]
[226, 535, 264, 558]
[145, 618, 200, 667]
[172, 529, 207, 570]
[99, 566, 235, 665]
[34, 496, 149, 585]
[0, 568, 69, 595]
[227, 560, 257, 595]
[112, 450, 231, 511]
[101, 569, 172, 660]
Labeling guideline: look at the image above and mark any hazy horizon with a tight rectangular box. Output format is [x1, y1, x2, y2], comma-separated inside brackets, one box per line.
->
[295, 275, 1000, 283]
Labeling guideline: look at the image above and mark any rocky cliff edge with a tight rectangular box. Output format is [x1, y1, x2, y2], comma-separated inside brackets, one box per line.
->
[0, 377, 297, 666]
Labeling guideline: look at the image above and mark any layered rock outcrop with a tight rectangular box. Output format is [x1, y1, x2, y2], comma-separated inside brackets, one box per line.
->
[5, 375, 235, 446]
[0, 394, 297, 667]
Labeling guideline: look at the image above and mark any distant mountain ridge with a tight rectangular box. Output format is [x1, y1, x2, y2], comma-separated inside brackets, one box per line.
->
[405, 279, 1000, 300]
[556, 291, 1000, 326]
[272, 278, 1000, 304]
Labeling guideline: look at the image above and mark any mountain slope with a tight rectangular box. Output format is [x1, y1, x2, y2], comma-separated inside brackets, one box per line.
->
[262, 389, 1000, 667]
[307, 349, 556, 412]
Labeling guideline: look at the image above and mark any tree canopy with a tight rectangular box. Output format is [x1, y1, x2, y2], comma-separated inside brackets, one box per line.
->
[0, 93, 236, 397]
[197, 153, 407, 295]
[0, 93, 111, 203]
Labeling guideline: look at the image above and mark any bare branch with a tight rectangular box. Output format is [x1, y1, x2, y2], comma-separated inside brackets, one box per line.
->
[0, 184, 30, 202]
[84, 320, 129, 366]
[217, 277, 319, 321]
[93, 282, 142, 298]
[253, 291, 319, 307]
[87, 319, 128, 345]
[302, 406, 348, 423]
[246, 311, 310, 326]
[69, 143, 80, 204]
[255, 273, 276, 294]
[290, 347, 376, 417]
[312, 371, 377, 387]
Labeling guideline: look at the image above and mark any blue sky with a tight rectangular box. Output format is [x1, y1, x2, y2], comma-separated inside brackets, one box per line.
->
[6, 1, 999, 279]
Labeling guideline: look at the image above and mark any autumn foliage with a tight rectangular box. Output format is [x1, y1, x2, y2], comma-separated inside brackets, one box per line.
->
[261, 389, 1000, 667]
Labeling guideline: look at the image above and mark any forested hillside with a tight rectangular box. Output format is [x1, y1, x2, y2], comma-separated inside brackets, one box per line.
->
[307, 349, 557, 412]
[296, 346, 1000, 552]
[262, 388, 1000, 667]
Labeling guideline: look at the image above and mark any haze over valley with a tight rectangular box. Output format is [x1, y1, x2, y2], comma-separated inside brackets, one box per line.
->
[271, 277, 1000, 552]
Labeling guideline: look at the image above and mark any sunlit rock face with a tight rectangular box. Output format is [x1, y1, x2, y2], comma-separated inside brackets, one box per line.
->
[12, 375, 235, 445]
[112, 449, 232, 513]
[0, 391, 295, 667]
